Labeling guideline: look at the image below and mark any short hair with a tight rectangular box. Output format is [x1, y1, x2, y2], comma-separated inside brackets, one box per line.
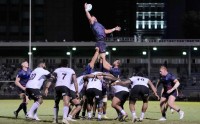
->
[160, 66, 167, 70]
[135, 72, 144, 77]
[115, 59, 121, 65]
[59, 60, 68, 67]
[38, 61, 45, 66]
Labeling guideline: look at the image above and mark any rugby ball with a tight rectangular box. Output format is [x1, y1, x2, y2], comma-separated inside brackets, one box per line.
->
[86, 4, 92, 12]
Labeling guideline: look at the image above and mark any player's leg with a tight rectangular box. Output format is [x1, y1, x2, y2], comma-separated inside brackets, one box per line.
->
[103, 95, 108, 119]
[26, 89, 43, 120]
[86, 89, 94, 119]
[159, 97, 167, 121]
[14, 93, 26, 118]
[92, 98, 97, 118]
[129, 86, 140, 122]
[88, 47, 99, 69]
[139, 86, 150, 121]
[167, 95, 184, 119]
[62, 95, 70, 124]
[53, 90, 61, 123]
[67, 98, 81, 121]
[95, 90, 103, 121]
[81, 95, 87, 118]
[112, 96, 127, 121]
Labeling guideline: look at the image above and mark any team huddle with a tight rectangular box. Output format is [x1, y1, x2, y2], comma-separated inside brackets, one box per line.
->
[13, 3, 184, 124]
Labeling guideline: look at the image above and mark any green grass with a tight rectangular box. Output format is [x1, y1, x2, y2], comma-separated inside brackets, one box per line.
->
[0, 99, 200, 124]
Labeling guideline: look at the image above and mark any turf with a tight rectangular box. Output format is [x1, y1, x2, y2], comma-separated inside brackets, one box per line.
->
[0, 99, 199, 124]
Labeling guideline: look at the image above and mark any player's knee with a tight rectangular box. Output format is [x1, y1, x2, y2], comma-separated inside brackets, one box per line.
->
[38, 97, 43, 104]
[167, 101, 173, 107]
[97, 100, 103, 108]
[63, 101, 70, 106]
[111, 102, 116, 108]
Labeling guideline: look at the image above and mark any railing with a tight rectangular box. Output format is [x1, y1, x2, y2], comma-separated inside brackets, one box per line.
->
[1, 38, 200, 43]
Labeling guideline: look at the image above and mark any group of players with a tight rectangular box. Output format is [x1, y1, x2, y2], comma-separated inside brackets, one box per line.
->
[13, 3, 184, 124]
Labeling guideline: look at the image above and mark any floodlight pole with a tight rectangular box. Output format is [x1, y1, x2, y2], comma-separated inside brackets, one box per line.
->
[29, 0, 32, 69]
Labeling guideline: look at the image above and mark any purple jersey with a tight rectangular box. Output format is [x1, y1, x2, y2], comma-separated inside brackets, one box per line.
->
[110, 67, 121, 78]
[82, 64, 94, 75]
[16, 68, 32, 87]
[91, 22, 106, 41]
[160, 73, 176, 92]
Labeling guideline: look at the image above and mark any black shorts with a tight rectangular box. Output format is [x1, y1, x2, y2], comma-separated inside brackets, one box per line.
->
[69, 90, 77, 100]
[79, 87, 86, 98]
[162, 90, 177, 99]
[129, 85, 149, 102]
[26, 88, 41, 101]
[102, 86, 107, 96]
[95, 41, 107, 53]
[86, 88, 103, 105]
[54, 86, 70, 102]
[16, 87, 25, 94]
[114, 91, 129, 104]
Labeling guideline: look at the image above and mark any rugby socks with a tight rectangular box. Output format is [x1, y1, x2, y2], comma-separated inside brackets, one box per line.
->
[120, 109, 126, 115]
[16, 103, 23, 113]
[28, 102, 40, 116]
[162, 112, 166, 118]
[54, 107, 59, 120]
[63, 106, 69, 119]
[140, 112, 145, 119]
[98, 112, 102, 119]
[88, 111, 92, 118]
[33, 109, 38, 118]
[22, 103, 27, 115]
[131, 111, 136, 118]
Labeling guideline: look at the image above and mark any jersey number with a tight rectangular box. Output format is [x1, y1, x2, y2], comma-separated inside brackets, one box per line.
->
[29, 73, 36, 80]
[62, 73, 67, 80]
[137, 78, 144, 81]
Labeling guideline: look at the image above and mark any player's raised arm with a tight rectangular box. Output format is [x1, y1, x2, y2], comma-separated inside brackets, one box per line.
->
[100, 53, 112, 71]
[84, 3, 94, 24]
[105, 26, 121, 34]
[88, 47, 99, 69]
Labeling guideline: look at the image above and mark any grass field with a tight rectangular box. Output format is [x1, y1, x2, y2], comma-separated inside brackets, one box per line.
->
[0, 100, 200, 124]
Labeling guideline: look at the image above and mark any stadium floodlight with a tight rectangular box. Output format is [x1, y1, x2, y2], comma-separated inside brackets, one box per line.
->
[106, 52, 109, 55]
[193, 47, 198, 51]
[142, 51, 147, 55]
[153, 47, 157, 51]
[112, 47, 116, 51]
[182, 51, 187, 55]
[72, 47, 76, 51]
[32, 47, 36, 51]
[28, 52, 32, 55]
[66, 52, 71, 55]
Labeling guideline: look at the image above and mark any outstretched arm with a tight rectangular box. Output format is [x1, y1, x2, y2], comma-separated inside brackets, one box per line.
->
[105, 26, 121, 34]
[89, 47, 99, 69]
[112, 79, 131, 86]
[84, 3, 94, 24]
[148, 80, 160, 100]
[100, 53, 112, 71]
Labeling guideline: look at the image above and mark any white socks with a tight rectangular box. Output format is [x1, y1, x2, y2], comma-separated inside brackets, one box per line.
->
[63, 106, 69, 119]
